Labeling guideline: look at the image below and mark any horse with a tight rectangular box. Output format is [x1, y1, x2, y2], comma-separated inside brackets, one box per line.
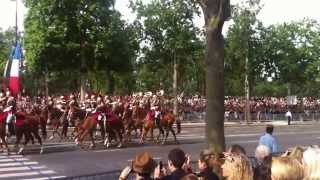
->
[122, 104, 135, 142]
[74, 112, 99, 149]
[156, 110, 178, 144]
[140, 109, 155, 144]
[132, 104, 147, 137]
[10, 110, 44, 155]
[103, 111, 124, 148]
[47, 105, 66, 140]
[29, 104, 49, 140]
[0, 110, 9, 154]
[69, 106, 105, 140]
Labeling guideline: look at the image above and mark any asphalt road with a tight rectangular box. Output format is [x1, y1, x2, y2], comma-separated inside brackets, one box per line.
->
[1, 122, 320, 179]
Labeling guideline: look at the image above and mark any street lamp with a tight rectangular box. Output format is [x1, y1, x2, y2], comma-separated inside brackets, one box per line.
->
[10, 0, 18, 45]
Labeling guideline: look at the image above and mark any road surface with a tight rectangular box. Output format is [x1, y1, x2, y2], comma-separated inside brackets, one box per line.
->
[1, 122, 320, 179]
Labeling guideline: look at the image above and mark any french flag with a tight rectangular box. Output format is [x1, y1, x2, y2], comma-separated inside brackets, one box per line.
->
[4, 43, 22, 95]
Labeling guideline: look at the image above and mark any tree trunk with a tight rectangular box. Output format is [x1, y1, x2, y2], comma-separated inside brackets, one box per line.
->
[44, 72, 49, 97]
[173, 53, 178, 116]
[200, 0, 230, 153]
[245, 55, 251, 124]
[106, 72, 115, 95]
[80, 41, 86, 102]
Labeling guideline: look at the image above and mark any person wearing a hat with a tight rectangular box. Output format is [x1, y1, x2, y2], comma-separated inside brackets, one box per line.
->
[119, 152, 156, 180]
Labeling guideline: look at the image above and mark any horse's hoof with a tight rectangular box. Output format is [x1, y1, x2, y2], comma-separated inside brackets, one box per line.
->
[40, 147, 44, 154]
[49, 136, 54, 140]
[117, 143, 123, 148]
[89, 144, 95, 149]
[161, 141, 165, 145]
[18, 148, 24, 155]
[106, 143, 111, 148]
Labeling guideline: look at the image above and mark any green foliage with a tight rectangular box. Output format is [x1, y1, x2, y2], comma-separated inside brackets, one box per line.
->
[0, 28, 15, 76]
[132, 0, 204, 94]
[24, 0, 140, 94]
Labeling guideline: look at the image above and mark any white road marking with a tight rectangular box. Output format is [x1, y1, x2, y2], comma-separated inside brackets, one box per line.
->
[0, 161, 39, 167]
[22, 176, 66, 180]
[0, 154, 64, 179]
[0, 165, 47, 172]
[0, 170, 55, 178]
[0, 158, 29, 162]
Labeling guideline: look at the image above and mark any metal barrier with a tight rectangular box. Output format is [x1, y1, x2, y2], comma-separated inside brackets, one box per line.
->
[183, 111, 320, 122]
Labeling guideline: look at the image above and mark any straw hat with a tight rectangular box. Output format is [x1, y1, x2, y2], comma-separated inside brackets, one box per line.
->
[132, 152, 156, 174]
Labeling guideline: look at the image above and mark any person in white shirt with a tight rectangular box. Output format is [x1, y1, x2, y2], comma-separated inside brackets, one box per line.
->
[285, 109, 292, 125]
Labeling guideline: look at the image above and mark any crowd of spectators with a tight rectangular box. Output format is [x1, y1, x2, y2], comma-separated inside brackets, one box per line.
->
[118, 125, 319, 180]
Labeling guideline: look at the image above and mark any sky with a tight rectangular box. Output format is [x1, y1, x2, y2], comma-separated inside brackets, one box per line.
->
[0, 0, 320, 32]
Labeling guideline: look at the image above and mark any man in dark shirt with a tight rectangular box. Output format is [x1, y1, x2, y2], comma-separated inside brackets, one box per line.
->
[155, 148, 187, 180]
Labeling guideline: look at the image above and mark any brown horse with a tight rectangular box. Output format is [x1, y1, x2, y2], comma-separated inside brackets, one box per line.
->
[132, 105, 147, 137]
[30, 104, 49, 140]
[103, 112, 124, 148]
[13, 111, 44, 154]
[157, 110, 178, 144]
[0, 111, 9, 154]
[47, 105, 66, 140]
[140, 110, 155, 144]
[74, 113, 98, 149]
[122, 105, 134, 142]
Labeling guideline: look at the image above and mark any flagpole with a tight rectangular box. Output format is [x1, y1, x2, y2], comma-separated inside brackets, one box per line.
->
[15, 0, 18, 45]
[10, 0, 18, 44]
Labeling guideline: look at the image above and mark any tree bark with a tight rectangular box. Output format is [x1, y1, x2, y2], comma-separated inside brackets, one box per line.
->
[173, 53, 178, 116]
[200, 0, 230, 153]
[245, 55, 251, 124]
[80, 41, 86, 102]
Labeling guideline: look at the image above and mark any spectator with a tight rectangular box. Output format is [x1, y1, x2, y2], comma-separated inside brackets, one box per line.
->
[285, 146, 304, 163]
[181, 174, 198, 180]
[303, 147, 320, 179]
[271, 156, 304, 180]
[221, 153, 253, 180]
[227, 144, 246, 155]
[119, 152, 156, 180]
[255, 145, 271, 165]
[154, 148, 188, 180]
[285, 109, 292, 125]
[259, 125, 280, 153]
[197, 150, 219, 180]
[253, 145, 271, 180]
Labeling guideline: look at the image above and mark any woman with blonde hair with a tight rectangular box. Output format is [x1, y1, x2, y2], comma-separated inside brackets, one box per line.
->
[221, 153, 253, 180]
[303, 147, 320, 179]
[271, 156, 304, 180]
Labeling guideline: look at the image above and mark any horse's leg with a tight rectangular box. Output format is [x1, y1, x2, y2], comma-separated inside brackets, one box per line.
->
[40, 118, 47, 140]
[140, 126, 148, 144]
[99, 121, 105, 140]
[61, 120, 68, 141]
[113, 125, 122, 148]
[104, 126, 112, 148]
[157, 125, 164, 143]
[169, 125, 178, 144]
[0, 135, 9, 155]
[150, 125, 154, 142]
[15, 126, 23, 148]
[162, 127, 169, 145]
[19, 128, 30, 155]
[89, 130, 95, 149]
[32, 128, 44, 154]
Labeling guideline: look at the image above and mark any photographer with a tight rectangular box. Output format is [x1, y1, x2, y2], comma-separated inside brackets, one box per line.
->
[154, 148, 188, 180]
[119, 152, 156, 180]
